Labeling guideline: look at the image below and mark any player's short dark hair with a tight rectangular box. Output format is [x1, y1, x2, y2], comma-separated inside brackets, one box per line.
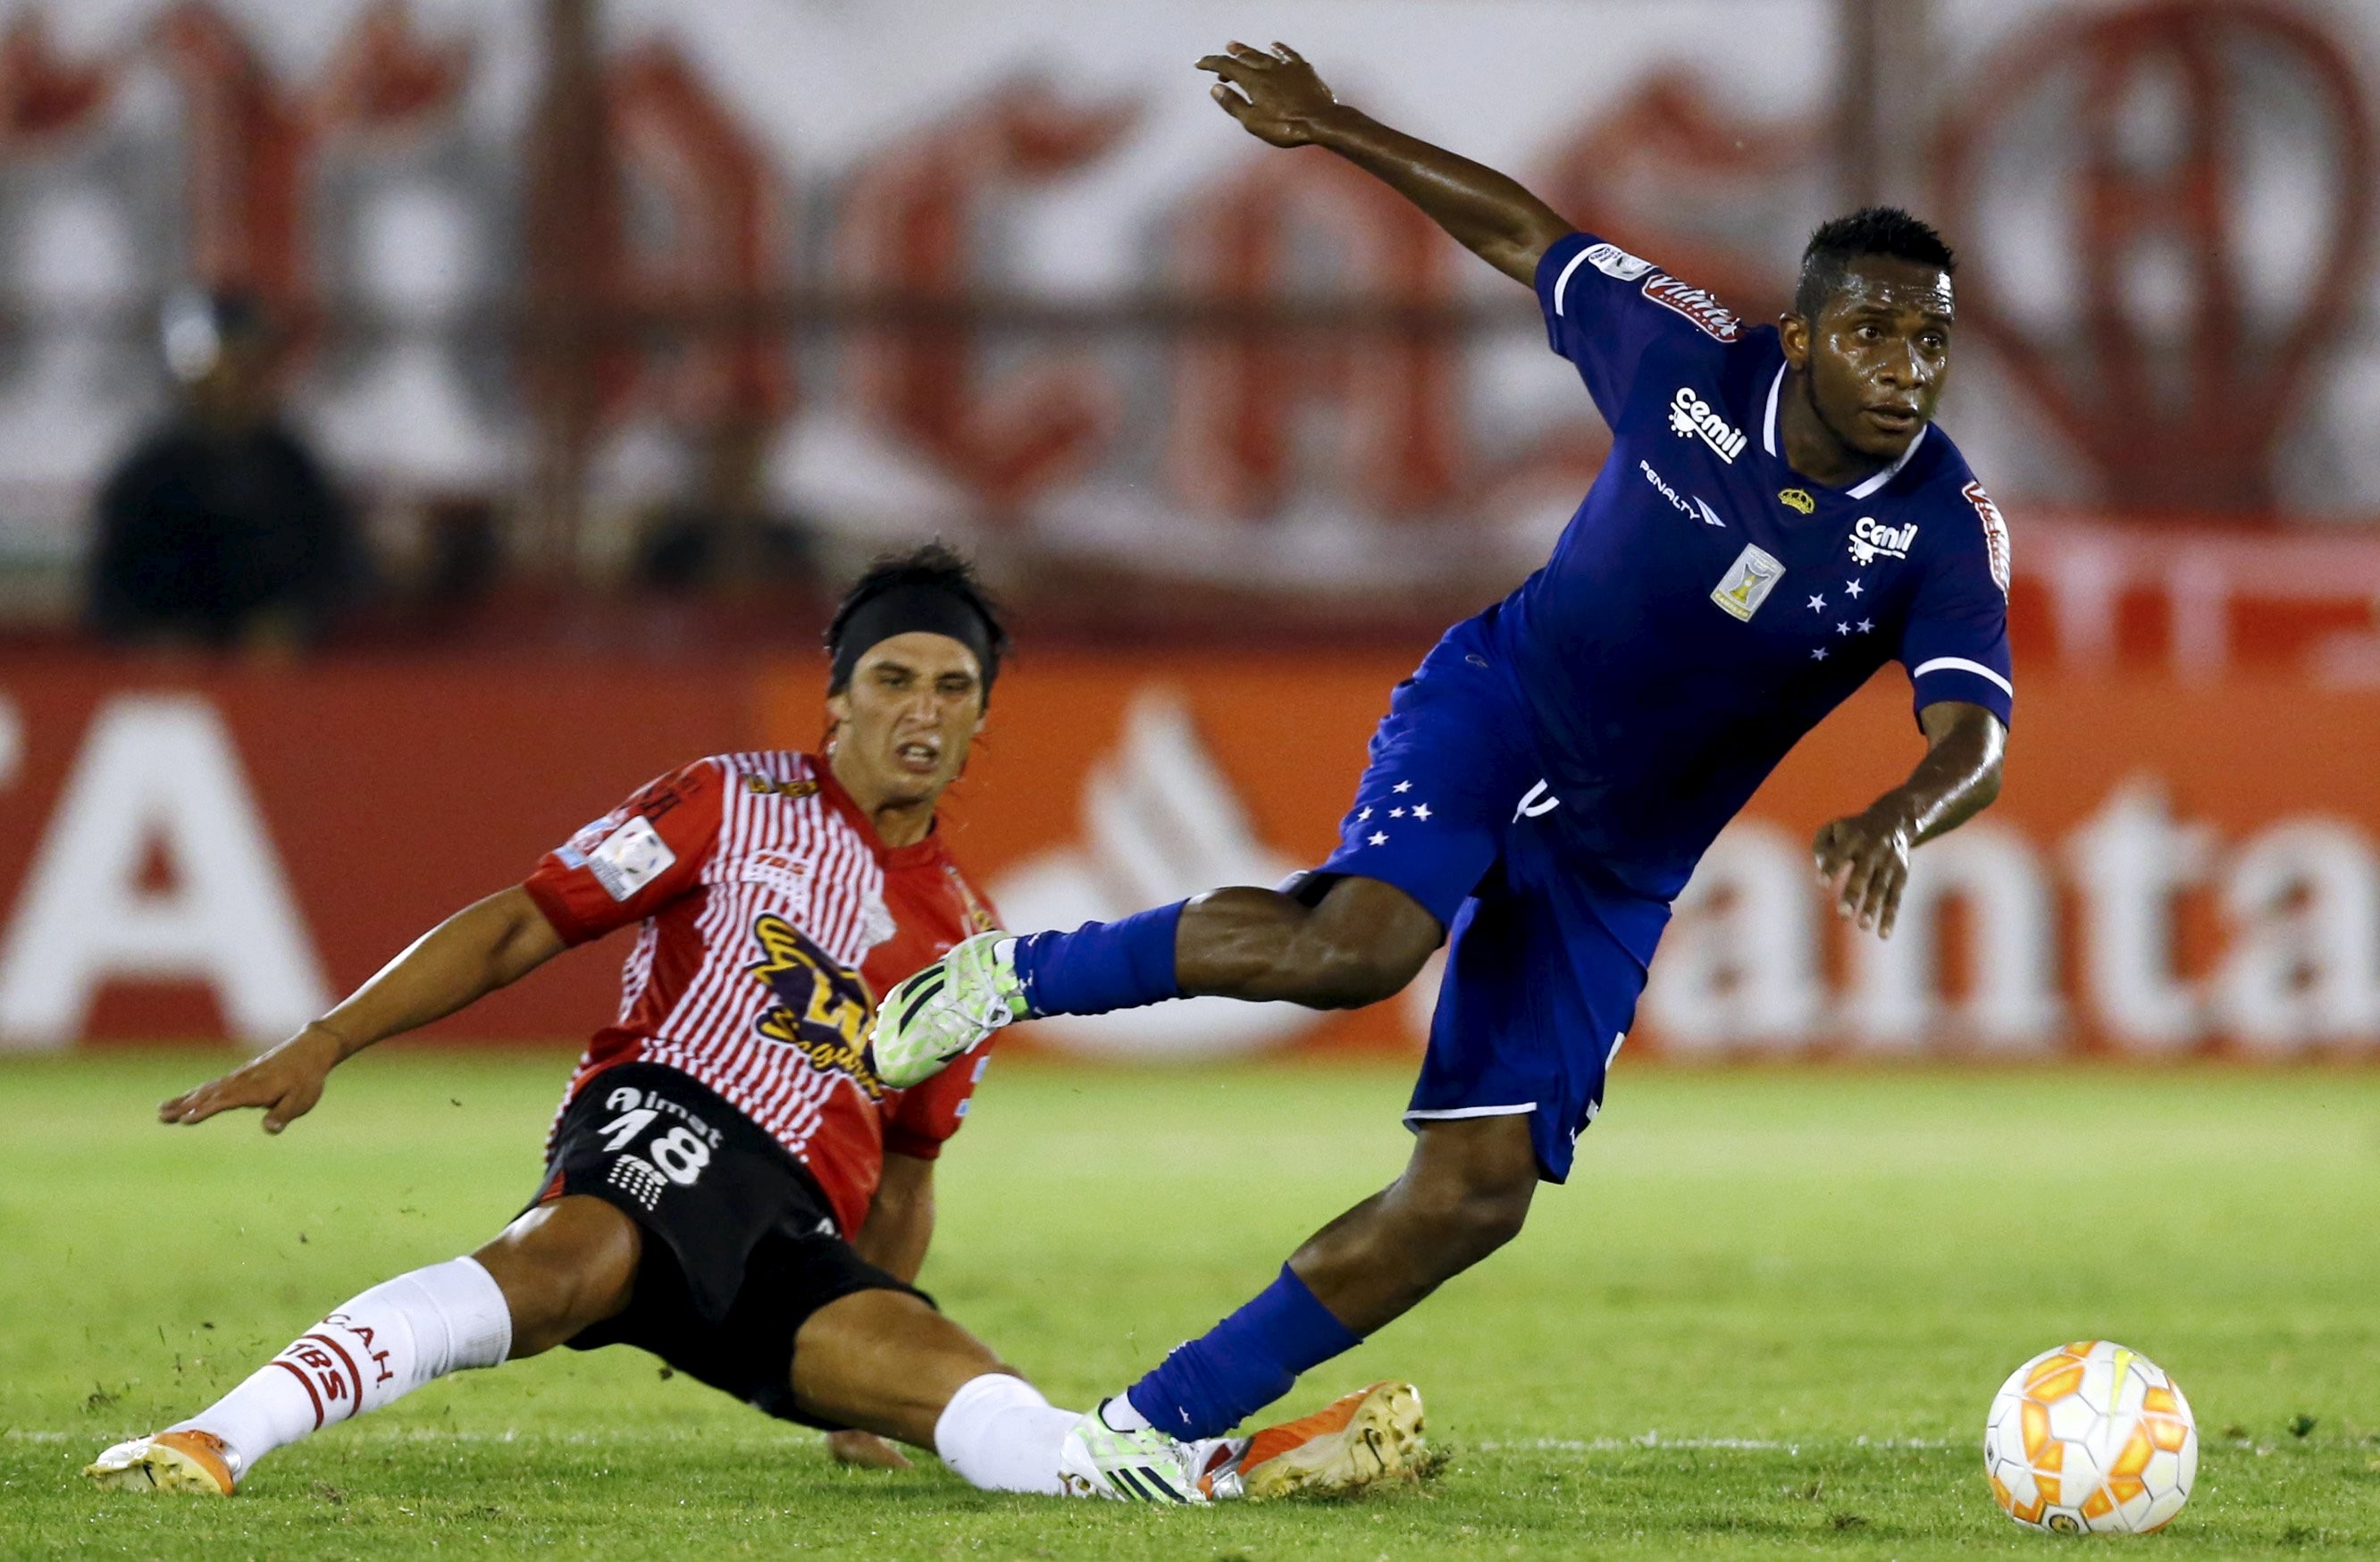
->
[1793, 206, 1957, 320]
[825, 542, 1010, 701]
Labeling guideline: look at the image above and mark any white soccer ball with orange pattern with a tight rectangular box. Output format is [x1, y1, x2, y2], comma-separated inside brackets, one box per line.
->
[1983, 1340, 2197, 1533]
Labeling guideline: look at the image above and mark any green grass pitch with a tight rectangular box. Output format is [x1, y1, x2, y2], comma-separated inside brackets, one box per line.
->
[4, 1049, 2377, 1558]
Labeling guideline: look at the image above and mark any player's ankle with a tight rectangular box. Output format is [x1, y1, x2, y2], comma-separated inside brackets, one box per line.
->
[1098, 1394, 1152, 1432]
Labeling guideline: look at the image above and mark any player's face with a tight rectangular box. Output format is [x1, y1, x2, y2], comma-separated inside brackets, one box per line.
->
[1789, 256, 1956, 463]
[826, 632, 987, 808]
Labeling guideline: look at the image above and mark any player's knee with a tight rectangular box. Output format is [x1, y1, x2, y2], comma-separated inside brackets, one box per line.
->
[1273, 901, 1437, 1007]
[1396, 1124, 1538, 1260]
[1188, 881, 1437, 1008]
[1281, 880, 1441, 1009]
[1429, 1175, 1533, 1257]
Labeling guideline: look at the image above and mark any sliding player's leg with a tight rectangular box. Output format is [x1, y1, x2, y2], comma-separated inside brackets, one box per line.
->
[791, 1285, 1426, 1502]
[86, 1195, 640, 1494]
[785, 1287, 1133, 1496]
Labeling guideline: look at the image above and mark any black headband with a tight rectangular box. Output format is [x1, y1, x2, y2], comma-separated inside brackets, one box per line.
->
[829, 583, 1000, 696]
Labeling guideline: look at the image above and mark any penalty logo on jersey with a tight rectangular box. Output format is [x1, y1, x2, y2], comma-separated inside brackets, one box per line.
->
[1711, 542, 1786, 621]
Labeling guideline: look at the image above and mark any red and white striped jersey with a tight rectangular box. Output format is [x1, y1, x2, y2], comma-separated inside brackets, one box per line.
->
[523, 752, 1001, 1239]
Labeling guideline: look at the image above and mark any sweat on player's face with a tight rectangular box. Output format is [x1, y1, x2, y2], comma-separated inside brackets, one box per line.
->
[1784, 256, 1957, 463]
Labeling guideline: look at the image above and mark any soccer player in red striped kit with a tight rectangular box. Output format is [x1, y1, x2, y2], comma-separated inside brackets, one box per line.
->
[88, 546, 1418, 1505]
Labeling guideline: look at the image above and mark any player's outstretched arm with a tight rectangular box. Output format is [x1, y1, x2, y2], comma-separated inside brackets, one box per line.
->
[1197, 41, 1571, 285]
[1812, 701, 2006, 940]
[158, 885, 566, 1132]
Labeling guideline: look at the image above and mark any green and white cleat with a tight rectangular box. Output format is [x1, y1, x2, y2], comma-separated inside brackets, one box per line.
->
[1057, 1404, 1241, 1503]
[869, 930, 1029, 1088]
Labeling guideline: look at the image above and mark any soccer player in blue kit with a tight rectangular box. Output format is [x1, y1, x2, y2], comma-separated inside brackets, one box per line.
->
[870, 41, 2013, 1458]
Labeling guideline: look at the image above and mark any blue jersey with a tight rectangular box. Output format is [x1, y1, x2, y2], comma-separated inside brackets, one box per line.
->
[1479, 231, 2015, 904]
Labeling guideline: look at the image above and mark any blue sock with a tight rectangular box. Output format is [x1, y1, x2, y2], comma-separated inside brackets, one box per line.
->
[1123, 1265, 1363, 1440]
[1012, 901, 1186, 1018]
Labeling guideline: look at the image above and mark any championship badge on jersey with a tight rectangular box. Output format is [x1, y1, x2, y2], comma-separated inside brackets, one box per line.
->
[1711, 542, 1785, 622]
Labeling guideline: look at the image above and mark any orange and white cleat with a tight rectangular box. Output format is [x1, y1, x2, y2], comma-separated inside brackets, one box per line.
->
[84, 1430, 238, 1496]
[1219, 1380, 1428, 1500]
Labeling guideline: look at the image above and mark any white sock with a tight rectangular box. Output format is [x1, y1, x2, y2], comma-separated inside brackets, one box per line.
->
[933, 1373, 1082, 1497]
[1102, 1392, 1153, 1432]
[172, 1256, 512, 1476]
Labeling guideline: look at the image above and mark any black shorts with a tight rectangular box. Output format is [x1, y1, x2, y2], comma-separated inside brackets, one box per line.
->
[530, 1062, 930, 1429]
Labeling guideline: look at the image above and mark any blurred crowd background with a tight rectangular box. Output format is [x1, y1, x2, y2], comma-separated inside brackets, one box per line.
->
[0, 0, 2373, 655]
[1, 0, 2376, 1062]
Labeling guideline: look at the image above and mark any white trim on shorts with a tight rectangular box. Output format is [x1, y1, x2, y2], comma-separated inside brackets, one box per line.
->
[1404, 1102, 1539, 1121]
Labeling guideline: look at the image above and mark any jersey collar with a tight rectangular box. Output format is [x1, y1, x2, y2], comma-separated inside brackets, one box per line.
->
[810, 753, 949, 870]
[1762, 364, 1927, 500]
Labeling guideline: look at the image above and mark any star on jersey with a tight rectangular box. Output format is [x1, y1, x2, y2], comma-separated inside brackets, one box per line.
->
[1811, 647, 1829, 661]
[1857, 618, 1874, 634]
[1393, 781, 1412, 794]
[1390, 807, 1405, 819]
[1845, 579, 1865, 599]
[1835, 622, 1850, 635]
[1357, 807, 1372, 821]
[1412, 803, 1432, 820]
[1806, 594, 1826, 612]
[1368, 831, 1389, 846]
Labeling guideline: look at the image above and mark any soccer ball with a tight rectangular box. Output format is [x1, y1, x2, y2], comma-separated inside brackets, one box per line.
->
[1983, 1340, 2196, 1533]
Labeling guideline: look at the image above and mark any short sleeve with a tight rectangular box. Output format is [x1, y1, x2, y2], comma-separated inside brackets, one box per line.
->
[522, 760, 724, 946]
[1536, 231, 1744, 424]
[1898, 479, 2015, 728]
[881, 1040, 993, 1161]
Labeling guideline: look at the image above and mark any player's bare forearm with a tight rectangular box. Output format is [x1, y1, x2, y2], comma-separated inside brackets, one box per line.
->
[1303, 107, 1571, 283]
[853, 1152, 935, 1285]
[159, 885, 566, 1131]
[1197, 42, 1571, 285]
[1898, 701, 2006, 844]
[1811, 701, 2006, 939]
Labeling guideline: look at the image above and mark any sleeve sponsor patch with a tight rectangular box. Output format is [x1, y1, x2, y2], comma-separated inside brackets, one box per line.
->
[1584, 240, 1656, 281]
[587, 815, 677, 903]
[1962, 479, 2012, 594]
[1641, 273, 1742, 342]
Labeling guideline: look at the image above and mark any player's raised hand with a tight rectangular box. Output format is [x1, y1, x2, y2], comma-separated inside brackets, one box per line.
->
[158, 1022, 346, 1133]
[825, 1430, 914, 1470]
[1813, 806, 1916, 939]
[1195, 41, 1339, 147]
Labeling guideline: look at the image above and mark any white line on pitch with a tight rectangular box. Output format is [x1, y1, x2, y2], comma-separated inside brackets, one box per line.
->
[1471, 1435, 1956, 1453]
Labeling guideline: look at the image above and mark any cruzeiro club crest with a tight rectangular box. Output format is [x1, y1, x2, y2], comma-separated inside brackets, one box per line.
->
[746, 914, 882, 1097]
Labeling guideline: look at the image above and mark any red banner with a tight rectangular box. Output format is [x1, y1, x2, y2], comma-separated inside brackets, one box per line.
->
[3, 651, 2376, 1059]
[0, 656, 745, 1047]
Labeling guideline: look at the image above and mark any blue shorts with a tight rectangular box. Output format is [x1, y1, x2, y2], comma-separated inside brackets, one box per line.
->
[1312, 616, 1670, 1181]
